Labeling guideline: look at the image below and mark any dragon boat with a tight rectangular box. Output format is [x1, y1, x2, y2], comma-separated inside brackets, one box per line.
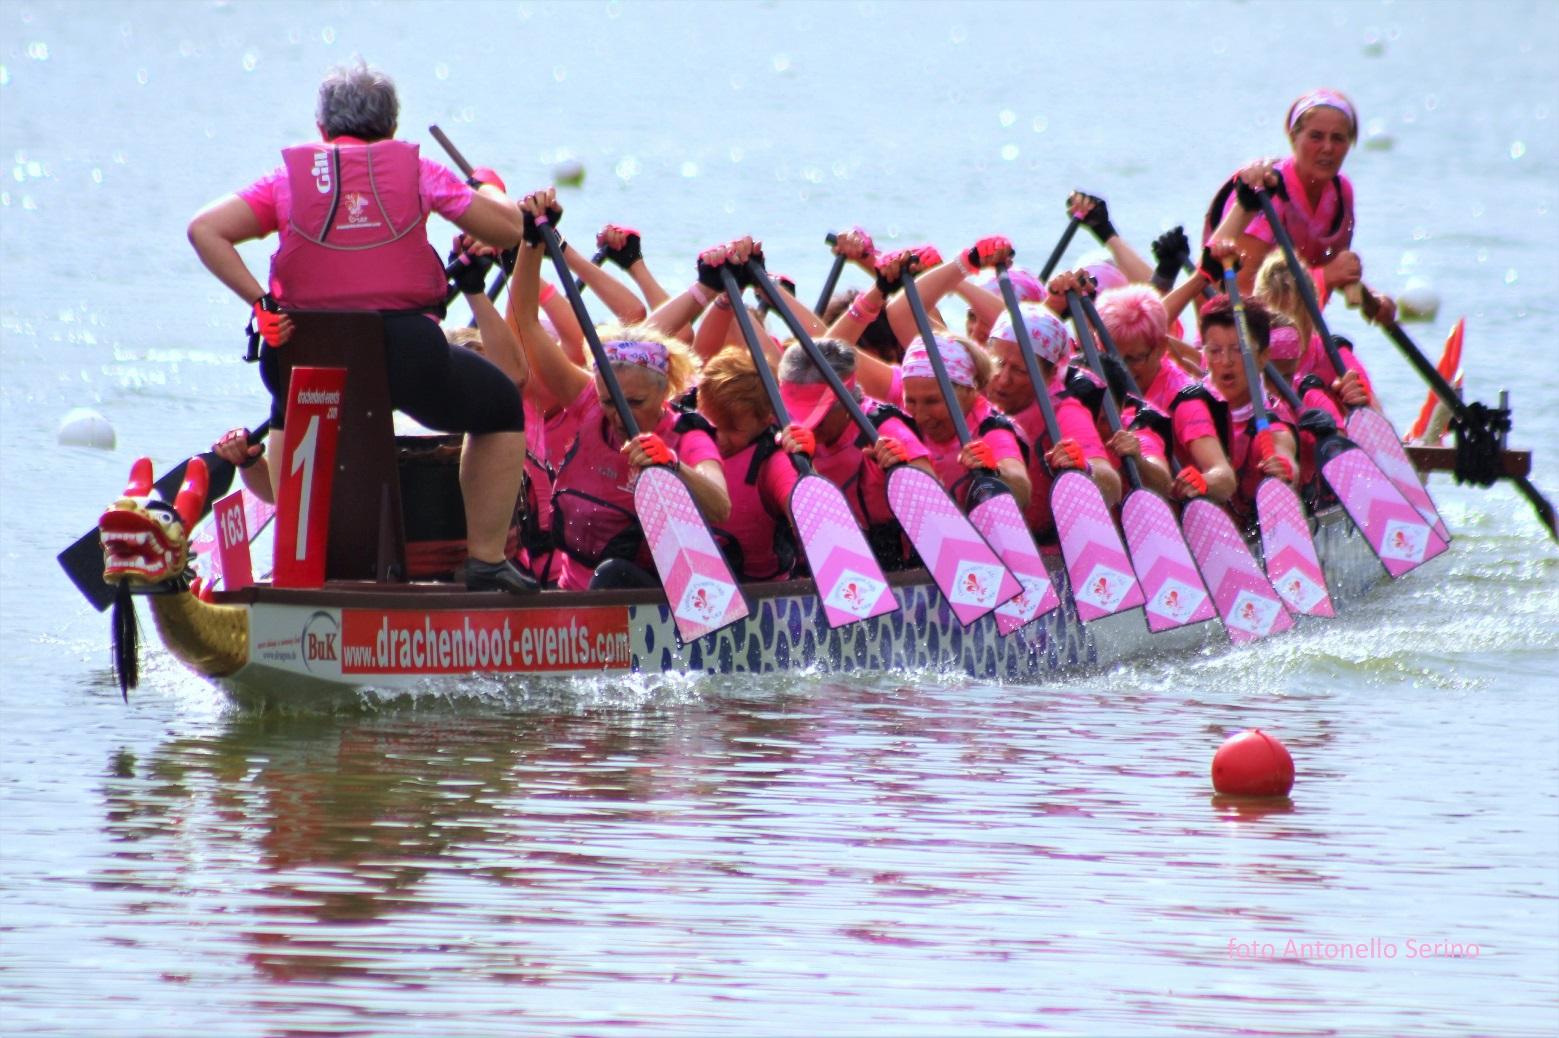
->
[77, 311, 1546, 708]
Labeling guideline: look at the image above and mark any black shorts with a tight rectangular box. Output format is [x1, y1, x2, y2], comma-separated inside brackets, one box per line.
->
[261, 313, 524, 435]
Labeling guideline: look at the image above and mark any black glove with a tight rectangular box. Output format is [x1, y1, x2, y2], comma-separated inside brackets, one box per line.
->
[445, 247, 495, 296]
[1076, 192, 1118, 244]
[521, 204, 563, 245]
[1233, 172, 1288, 211]
[497, 246, 518, 276]
[696, 250, 728, 291]
[599, 227, 643, 269]
[874, 254, 903, 297]
[1199, 245, 1236, 285]
[1151, 226, 1192, 288]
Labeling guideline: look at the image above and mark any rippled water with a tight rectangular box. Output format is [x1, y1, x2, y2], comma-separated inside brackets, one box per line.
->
[3, 2, 1557, 1035]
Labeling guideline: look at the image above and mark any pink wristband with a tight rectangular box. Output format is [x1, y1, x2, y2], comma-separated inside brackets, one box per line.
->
[539, 280, 557, 305]
[848, 295, 883, 323]
[689, 282, 714, 307]
[957, 251, 978, 277]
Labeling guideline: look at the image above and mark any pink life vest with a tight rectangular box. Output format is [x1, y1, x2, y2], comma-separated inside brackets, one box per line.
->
[271, 139, 447, 311]
[710, 434, 797, 582]
[1207, 156, 1355, 267]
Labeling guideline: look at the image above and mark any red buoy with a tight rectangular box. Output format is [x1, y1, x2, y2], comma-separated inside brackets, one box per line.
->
[1211, 729, 1295, 796]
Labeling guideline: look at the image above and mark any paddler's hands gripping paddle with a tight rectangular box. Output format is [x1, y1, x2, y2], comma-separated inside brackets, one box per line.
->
[746, 257, 1020, 627]
[1222, 269, 1335, 618]
[1066, 291, 1219, 633]
[984, 266, 1143, 624]
[896, 253, 1057, 634]
[1253, 188, 1451, 565]
[717, 261, 897, 628]
[1346, 282, 1556, 542]
[430, 126, 748, 642]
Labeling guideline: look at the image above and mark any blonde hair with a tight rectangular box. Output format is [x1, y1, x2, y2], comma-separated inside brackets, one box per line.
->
[591, 325, 700, 397]
[1253, 251, 1315, 352]
[698, 347, 774, 428]
[957, 335, 996, 391]
[446, 326, 483, 351]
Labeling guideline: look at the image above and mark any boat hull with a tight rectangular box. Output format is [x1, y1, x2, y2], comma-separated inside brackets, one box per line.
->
[196, 508, 1388, 704]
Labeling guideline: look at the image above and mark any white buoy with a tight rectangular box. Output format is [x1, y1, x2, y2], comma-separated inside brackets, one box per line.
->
[57, 407, 116, 449]
[1397, 278, 1440, 323]
[553, 157, 585, 188]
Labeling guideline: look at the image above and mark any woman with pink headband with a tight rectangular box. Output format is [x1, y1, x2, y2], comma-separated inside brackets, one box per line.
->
[509, 195, 730, 592]
[1203, 90, 1393, 321]
[983, 305, 1119, 538]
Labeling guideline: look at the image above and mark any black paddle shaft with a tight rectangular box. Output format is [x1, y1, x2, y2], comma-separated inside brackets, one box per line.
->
[744, 259, 881, 446]
[815, 236, 847, 317]
[898, 272, 974, 447]
[1222, 270, 1274, 429]
[994, 265, 1067, 451]
[718, 265, 814, 477]
[1039, 217, 1082, 281]
[1254, 188, 1351, 380]
[1065, 290, 1142, 491]
[1265, 361, 1304, 411]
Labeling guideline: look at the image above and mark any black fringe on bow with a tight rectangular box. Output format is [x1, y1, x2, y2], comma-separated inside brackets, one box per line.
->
[111, 579, 139, 701]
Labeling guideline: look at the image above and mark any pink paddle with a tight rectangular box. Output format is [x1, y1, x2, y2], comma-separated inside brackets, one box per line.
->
[1069, 289, 1213, 632]
[718, 263, 896, 629]
[1050, 470, 1147, 622]
[971, 491, 1062, 634]
[1182, 498, 1295, 644]
[1321, 445, 1448, 578]
[1256, 478, 1335, 617]
[1346, 406, 1449, 541]
[749, 258, 1018, 628]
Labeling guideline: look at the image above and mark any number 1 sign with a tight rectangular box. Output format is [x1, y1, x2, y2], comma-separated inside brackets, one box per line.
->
[272, 366, 346, 588]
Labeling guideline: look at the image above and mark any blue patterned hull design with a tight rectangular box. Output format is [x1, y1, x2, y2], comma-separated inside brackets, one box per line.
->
[627, 510, 1387, 680]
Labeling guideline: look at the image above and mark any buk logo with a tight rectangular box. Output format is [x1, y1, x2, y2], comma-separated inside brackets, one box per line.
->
[342, 192, 369, 225]
[311, 151, 331, 194]
[300, 610, 341, 673]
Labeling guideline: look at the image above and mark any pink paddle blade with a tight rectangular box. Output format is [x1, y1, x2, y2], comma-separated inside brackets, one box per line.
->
[1182, 498, 1295, 645]
[969, 490, 1061, 635]
[1120, 489, 1216, 632]
[635, 466, 749, 641]
[1347, 407, 1449, 541]
[1255, 478, 1335, 617]
[1050, 470, 1145, 623]
[886, 465, 1020, 627]
[1321, 447, 1448, 578]
[789, 473, 898, 628]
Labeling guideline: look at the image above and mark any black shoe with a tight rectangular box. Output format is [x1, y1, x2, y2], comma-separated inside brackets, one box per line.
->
[465, 558, 540, 594]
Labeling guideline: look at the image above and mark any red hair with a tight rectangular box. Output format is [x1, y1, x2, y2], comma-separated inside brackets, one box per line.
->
[1095, 284, 1168, 352]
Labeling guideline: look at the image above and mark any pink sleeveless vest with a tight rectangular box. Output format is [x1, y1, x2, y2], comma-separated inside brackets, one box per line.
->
[271, 139, 447, 311]
[710, 438, 791, 581]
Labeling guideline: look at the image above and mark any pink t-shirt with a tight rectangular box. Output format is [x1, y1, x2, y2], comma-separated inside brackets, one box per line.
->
[917, 396, 1025, 504]
[718, 441, 801, 581]
[1011, 382, 1109, 534]
[1142, 355, 1195, 413]
[811, 408, 930, 529]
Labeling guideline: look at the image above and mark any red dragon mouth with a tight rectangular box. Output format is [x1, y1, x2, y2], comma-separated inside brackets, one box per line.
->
[99, 506, 185, 584]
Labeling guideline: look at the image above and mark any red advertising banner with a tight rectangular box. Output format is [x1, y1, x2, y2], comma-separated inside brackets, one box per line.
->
[211, 490, 254, 591]
[272, 366, 346, 588]
[338, 606, 633, 674]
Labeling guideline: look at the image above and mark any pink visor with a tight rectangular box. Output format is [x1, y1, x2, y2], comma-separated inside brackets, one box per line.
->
[779, 375, 854, 429]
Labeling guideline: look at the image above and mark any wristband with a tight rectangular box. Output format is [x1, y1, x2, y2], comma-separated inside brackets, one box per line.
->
[689, 282, 714, 307]
[847, 294, 883, 323]
[538, 280, 557, 305]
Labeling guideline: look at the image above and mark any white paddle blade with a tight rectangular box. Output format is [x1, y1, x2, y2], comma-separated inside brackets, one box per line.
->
[789, 474, 897, 628]
[885, 465, 1020, 627]
[1182, 498, 1295, 645]
[634, 466, 749, 641]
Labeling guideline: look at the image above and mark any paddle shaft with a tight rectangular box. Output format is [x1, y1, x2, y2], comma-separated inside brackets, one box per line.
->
[1265, 361, 1303, 411]
[745, 259, 881, 446]
[993, 266, 1067, 449]
[718, 266, 814, 477]
[1223, 269, 1274, 429]
[1040, 217, 1082, 280]
[898, 273, 974, 446]
[1349, 285, 1558, 541]
[1253, 189, 1351, 380]
[1065, 291, 1142, 491]
[815, 239, 847, 317]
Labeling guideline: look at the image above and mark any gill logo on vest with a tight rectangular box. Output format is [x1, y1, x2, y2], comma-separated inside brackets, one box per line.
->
[311, 151, 331, 194]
